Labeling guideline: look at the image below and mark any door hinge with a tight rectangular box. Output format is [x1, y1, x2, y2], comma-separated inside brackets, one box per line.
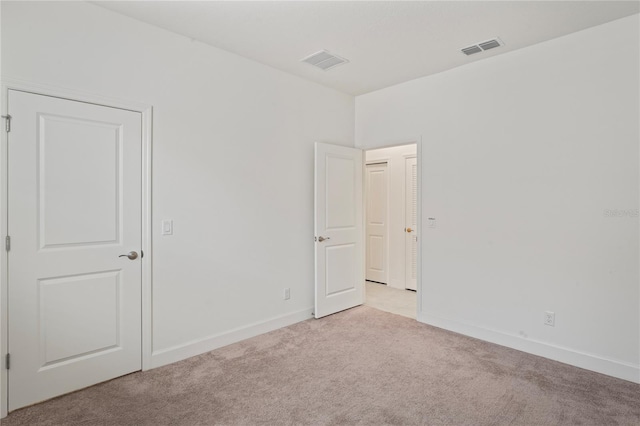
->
[1, 115, 11, 133]
[5, 236, 10, 252]
[5, 354, 9, 370]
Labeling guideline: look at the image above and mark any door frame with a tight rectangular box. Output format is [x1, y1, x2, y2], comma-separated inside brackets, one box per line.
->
[362, 137, 422, 318]
[0, 79, 153, 417]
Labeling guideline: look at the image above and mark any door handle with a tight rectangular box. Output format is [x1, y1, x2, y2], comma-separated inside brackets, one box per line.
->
[119, 251, 138, 260]
[405, 227, 413, 233]
[317, 236, 330, 242]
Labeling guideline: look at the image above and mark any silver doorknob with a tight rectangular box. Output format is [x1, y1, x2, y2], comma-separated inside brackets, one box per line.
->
[119, 251, 138, 260]
[317, 236, 330, 242]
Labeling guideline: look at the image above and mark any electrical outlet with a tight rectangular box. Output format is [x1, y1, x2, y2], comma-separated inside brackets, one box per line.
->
[284, 288, 290, 300]
[544, 311, 555, 327]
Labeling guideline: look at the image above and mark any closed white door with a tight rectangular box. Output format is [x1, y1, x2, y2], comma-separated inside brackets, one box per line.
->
[7, 90, 142, 410]
[405, 157, 418, 291]
[365, 163, 388, 284]
[314, 142, 363, 318]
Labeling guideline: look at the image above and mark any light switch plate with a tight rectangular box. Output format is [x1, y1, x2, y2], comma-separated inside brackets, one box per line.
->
[161, 220, 173, 235]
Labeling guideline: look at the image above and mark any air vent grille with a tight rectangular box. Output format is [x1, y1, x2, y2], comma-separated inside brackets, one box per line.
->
[461, 46, 482, 56]
[461, 38, 504, 56]
[479, 40, 501, 51]
[301, 50, 349, 71]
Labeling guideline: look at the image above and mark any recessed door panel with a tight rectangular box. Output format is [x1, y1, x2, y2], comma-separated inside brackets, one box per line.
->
[326, 155, 356, 230]
[39, 115, 121, 248]
[368, 169, 386, 224]
[39, 271, 120, 367]
[367, 236, 384, 272]
[325, 244, 356, 296]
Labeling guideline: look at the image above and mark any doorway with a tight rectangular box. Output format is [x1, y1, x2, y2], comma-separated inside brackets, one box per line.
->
[364, 143, 418, 318]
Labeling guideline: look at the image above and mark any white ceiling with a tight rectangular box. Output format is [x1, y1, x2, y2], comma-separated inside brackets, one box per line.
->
[94, 1, 640, 96]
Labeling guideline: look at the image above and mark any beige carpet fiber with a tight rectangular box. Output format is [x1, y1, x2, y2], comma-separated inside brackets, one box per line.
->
[3, 306, 639, 425]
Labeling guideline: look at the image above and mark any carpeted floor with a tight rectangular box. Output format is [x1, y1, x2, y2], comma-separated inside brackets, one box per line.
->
[2, 306, 639, 425]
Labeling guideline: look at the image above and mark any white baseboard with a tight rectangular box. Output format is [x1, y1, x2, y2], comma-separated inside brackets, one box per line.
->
[418, 311, 640, 384]
[150, 308, 313, 369]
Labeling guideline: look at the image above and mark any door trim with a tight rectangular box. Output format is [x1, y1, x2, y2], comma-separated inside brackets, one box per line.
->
[0, 79, 153, 417]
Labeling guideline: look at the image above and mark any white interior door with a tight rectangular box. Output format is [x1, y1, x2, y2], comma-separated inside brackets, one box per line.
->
[314, 142, 363, 318]
[365, 163, 388, 284]
[405, 157, 418, 291]
[7, 90, 142, 410]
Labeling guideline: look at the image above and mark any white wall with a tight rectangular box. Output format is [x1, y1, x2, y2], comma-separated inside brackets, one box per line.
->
[356, 15, 640, 383]
[1, 1, 354, 368]
[366, 144, 417, 289]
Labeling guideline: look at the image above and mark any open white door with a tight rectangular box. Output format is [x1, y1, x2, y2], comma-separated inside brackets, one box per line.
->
[314, 142, 364, 318]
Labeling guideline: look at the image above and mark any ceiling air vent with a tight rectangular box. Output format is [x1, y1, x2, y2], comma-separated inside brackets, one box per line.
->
[479, 39, 501, 51]
[301, 50, 349, 71]
[461, 38, 504, 56]
[461, 45, 482, 56]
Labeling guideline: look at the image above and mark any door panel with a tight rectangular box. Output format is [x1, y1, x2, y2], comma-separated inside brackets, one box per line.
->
[7, 90, 142, 411]
[365, 163, 388, 283]
[39, 115, 121, 247]
[405, 157, 418, 290]
[314, 143, 363, 318]
[325, 244, 357, 296]
[326, 156, 356, 229]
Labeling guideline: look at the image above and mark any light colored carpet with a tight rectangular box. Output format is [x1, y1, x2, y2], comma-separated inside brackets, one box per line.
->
[2, 306, 639, 425]
[365, 280, 416, 318]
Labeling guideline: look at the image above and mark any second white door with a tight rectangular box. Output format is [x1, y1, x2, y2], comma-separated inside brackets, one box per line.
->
[365, 163, 388, 283]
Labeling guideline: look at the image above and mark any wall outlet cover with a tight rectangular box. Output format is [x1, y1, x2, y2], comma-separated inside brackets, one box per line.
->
[544, 311, 555, 327]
